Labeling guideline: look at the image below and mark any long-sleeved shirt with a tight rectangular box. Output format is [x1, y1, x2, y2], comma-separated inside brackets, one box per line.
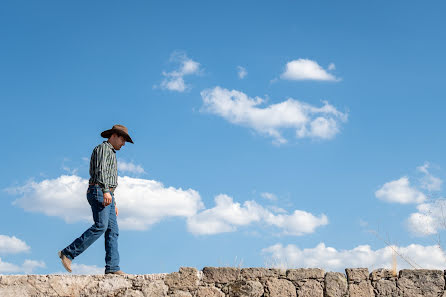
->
[89, 141, 117, 193]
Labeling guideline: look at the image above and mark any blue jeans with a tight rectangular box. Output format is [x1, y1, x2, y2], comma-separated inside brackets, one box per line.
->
[62, 185, 120, 273]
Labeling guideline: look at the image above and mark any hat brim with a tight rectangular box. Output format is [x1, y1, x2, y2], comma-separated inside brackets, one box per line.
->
[101, 129, 134, 143]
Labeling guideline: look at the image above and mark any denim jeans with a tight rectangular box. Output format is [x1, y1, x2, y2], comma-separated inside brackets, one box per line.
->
[62, 185, 120, 273]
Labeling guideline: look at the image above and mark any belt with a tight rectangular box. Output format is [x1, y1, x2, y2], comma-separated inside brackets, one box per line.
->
[89, 183, 116, 193]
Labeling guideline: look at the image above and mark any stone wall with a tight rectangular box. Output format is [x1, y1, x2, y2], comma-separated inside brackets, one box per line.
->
[1, 267, 445, 297]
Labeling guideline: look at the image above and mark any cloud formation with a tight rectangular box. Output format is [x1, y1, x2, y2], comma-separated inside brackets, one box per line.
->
[0, 258, 45, 274]
[375, 177, 426, 204]
[281, 59, 339, 81]
[118, 160, 145, 175]
[187, 194, 328, 235]
[200, 86, 347, 144]
[262, 243, 445, 271]
[407, 199, 446, 236]
[417, 162, 442, 192]
[159, 52, 201, 92]
[11, 175, 327, 236]
[0, 235, 30, 254]
[237, 66, 247, 79]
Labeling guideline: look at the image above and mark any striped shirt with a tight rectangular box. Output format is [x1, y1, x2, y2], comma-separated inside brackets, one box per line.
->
[89, 141, 117, 193]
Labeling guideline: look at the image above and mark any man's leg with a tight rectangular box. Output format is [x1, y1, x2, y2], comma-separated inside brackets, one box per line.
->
[104, 194, 120, 273]
[62, 186, 111, 261]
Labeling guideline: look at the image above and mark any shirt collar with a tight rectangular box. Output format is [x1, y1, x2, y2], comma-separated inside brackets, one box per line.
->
[104, 141, 116, 153]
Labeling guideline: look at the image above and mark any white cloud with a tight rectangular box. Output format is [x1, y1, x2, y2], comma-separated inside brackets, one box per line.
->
[200, 86, 347, 144]
[237, 66, 247, 79]
[0, 258, 45, 274]
[187, 194, 328, 235]
[11, 175, 326, 236]
[71, 263, 104, 275]
[118, 160, 145, 175]
[281, 59, 339, 81]
[407, 199, 446, 236]
[417, 162, 442, 192]
[0, 235, 30, 254]
[375, 177, 426, 204]
[262, 243, 446, 271]
[11, 175, 204, 231]
[328, 63, 336, 71]
[261, 192, 277, 201]
[159, 52, 201, 92]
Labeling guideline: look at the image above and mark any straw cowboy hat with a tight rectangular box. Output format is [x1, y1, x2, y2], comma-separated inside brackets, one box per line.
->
[101, 124, 134, 143]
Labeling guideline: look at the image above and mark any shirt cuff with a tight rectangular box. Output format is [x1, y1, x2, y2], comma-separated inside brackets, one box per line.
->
[102, 188, 110, 194]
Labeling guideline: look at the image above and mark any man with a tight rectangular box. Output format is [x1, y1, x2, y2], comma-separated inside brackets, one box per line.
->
[58, 124, 134, 275]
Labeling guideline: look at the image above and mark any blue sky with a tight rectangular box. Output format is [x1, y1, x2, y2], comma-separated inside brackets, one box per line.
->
[1, 0, 446, 274]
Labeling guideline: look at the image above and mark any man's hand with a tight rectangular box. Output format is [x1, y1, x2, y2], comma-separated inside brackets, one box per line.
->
[103, 192, 112, 206]
[115, 206, 119, 216]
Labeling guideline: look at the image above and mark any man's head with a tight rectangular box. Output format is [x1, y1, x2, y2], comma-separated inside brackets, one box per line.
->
[108, 133, 126, 150]
[100, 124, 134, 149]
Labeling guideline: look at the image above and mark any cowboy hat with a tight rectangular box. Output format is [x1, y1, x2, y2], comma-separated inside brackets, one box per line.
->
[100, 124, 134, 143]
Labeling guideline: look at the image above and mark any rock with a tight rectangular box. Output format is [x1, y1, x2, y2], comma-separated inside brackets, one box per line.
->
[264, 278, 296, 297]
[374, 279, 398, 297]
[286, 268, 325, 281]
[196, 286, 225, 297]
[202, 267, 241, 283]
[345, 268, 369, 283]
[397, 269, 445, 297]
[324, 272, 347, 297]
[296, 279, 324, 297]
[370, 268, 396, 281]
[170, 290, 193, 297]
[141, 280, 168, 297]
[223, 280, 263, 297]
[165, 267, 199, 291]
[348, 281, 374, 297]
[240, 268, 283, 280]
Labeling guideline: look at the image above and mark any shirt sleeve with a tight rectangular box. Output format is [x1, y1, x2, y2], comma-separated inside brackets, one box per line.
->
[91, 145, 111, 193]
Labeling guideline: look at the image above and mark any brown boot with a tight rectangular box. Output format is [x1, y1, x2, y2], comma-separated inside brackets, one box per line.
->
[58, 251, 72, 273]
[105, 270, 125, 275]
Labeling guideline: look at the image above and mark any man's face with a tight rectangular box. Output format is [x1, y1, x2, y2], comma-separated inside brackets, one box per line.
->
[109, 134, 126, 150]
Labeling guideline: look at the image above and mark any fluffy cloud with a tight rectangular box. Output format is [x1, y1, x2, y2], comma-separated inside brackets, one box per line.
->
[417, 162, 442, 192]
[375, 177, 426, 204]
[262, 243, 445, 271]
[71, 263, 104, 275]
[237, 66, 247, 79]
[118, 160, 145, 175]
[11, 175, 327, 236]
[187, 194, 328, 235]
[281, 59, 339, 81]
[12, 175, 204, 230]
[261, 192, 277, 201]
[0, 235, 30, 254]
[0, 258, 46, 274]
[407, 199, 446, 236]
[159, 52, 201, 92]
[200, 86, 347, 144]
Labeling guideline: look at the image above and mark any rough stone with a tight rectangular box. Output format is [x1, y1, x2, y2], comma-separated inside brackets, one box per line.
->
[222, 280, 263, 297]
[264, 278, 296, 297]
[165, 267, 199, 291]
[196, 286, 225, 297]
[374, 279, 398, 297]
[240, 268, 283, 280]
[286, 268, 325, 281]
[202, 267, 241, 284]
[296, 279, 324, 297]
[324, 272, 347, 297]
[345, 268, 369, 283]
[141, 280, 168, 297]
[170, 290, 193, 297]
[370, 268, 397, 281]
[397, 269, 444, 297]
[348, 281, 374, 297]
